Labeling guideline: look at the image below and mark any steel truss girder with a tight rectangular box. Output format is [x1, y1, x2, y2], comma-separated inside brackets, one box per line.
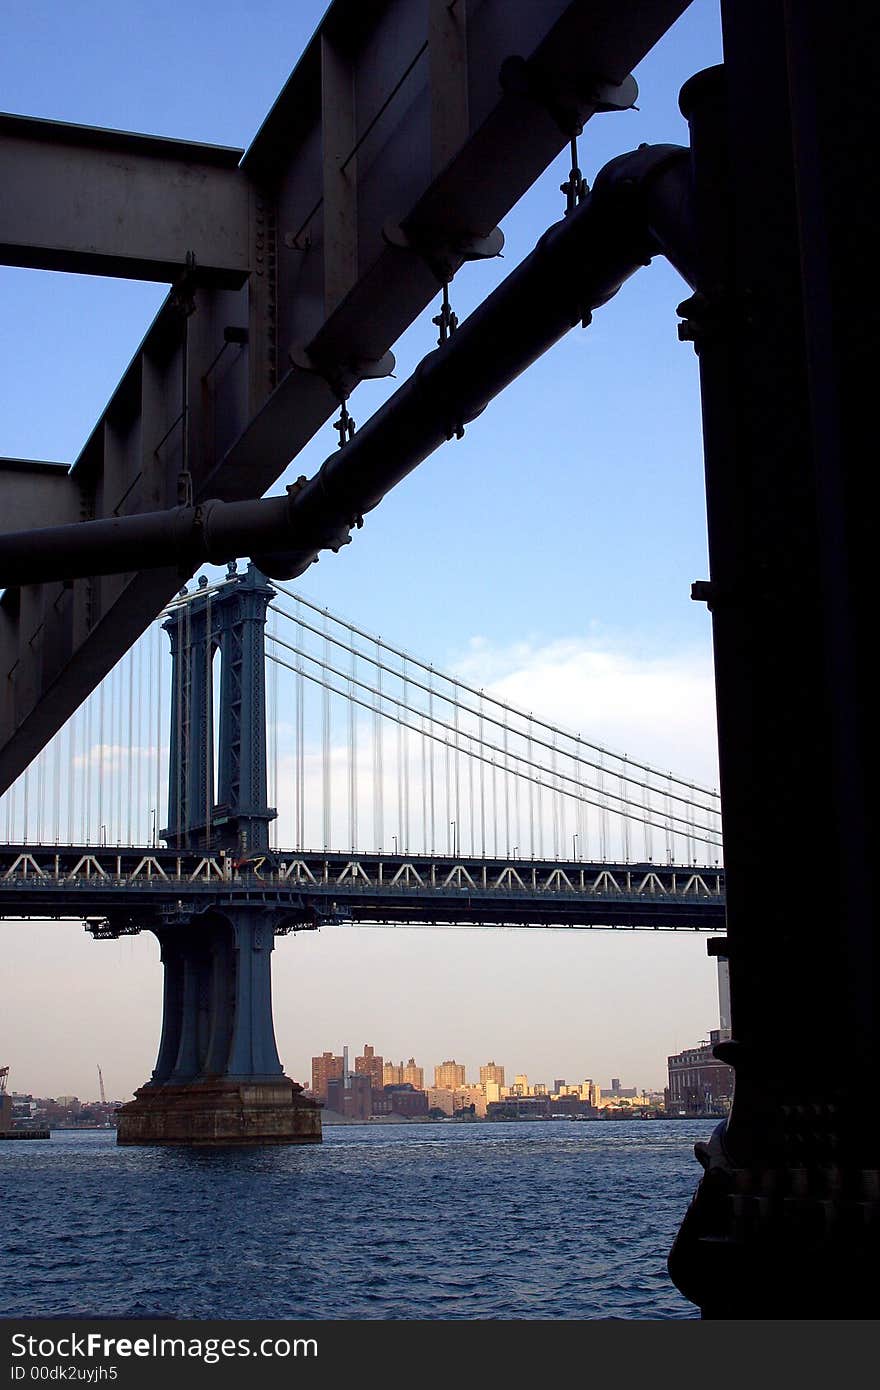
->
[0, 0, 691, 793]
[0, 844, 725, 932]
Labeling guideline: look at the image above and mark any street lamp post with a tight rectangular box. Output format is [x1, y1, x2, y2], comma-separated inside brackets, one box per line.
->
[573, 833, 578, 861]
[450, 820, 457, 857]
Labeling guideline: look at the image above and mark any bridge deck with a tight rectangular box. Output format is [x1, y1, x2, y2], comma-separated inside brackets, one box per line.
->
[0, 844, 725, 934]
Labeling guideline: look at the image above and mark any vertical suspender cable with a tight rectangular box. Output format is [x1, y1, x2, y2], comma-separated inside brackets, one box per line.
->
[666, 775, 674, 863]
[397, 667, 405, 853]
[22, 763, 30, 844]
[428, 677, 436, 853]
[114, 656, 121, 843]
[526, 724, 534, 858]
[467, 718, 475, 856]
[155, 622, 163, 846]
[373, 639, 383, 851]
[52, 725, 61, 843]
[271, 607, 279, 849]
[295, 615, 304, 850]
[621, 769, 631, 862]
[444, 730, 451, 854]
[421, 710, 428, 854]
[127, 649, 134, 845]
[322, 616, 331, 851]
[642, 781, 653, 860]
[69, 708, 78, 845]
[402, 660, 409, 851]
[490, 738, 498, 858]
[479, 697, 486, 858]
[550, 733, 558, 859]
[97, 682, 105, 843]
[84, 692, 92, 844]
[349, 639, 357, 850]
[503, 710, 511, 857]
[134, 643, 142, 846]
[453, 695, 460, 858]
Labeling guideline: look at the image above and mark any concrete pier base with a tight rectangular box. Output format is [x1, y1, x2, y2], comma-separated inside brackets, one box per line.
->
[116, 1076, 321, 1147]
[116, 907, 322, 1147]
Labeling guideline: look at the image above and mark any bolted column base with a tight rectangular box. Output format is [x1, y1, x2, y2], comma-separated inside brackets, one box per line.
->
[116, 1076, 322, 1147]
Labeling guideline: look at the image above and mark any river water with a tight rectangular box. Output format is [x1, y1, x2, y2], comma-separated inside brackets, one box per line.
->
[1, 1119, 709, 1320]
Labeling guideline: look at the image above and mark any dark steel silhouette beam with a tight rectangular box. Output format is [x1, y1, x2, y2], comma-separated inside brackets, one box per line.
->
[0, 144, 695, 589]
[0, 0, 692, 794]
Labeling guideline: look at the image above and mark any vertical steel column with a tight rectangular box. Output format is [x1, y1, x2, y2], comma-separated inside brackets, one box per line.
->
[215, 564, 277, 854]
[668, 1, 877, 1316]
[225, 909, 285, 1080]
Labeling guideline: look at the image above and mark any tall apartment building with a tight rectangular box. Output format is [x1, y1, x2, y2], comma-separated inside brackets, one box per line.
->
[480, 1061, 505, 1087]
[434, 1060, 467, 1089]
[355, 1044, 384, 1089]
[402, 1058, 424, 1090]
[383, 1061, 403, 1086]
[311, 1051, 344, 1097]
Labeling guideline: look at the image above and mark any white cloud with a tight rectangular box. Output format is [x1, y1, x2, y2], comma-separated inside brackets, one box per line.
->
[451, 634, 720, 793]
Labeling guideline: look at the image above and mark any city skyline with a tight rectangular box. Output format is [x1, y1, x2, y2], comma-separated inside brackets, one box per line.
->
[0, 0, 724, 1106]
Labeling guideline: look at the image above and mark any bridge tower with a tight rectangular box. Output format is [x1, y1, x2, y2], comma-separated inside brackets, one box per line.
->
[116, 563, 320, 1146]
[162, 560, 276, 855]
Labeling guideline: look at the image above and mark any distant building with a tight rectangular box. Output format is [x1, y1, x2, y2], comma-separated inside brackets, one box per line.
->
[487, 1096, 551, 1120]
[480, 1062, 505, 1087]
[355, 1044, 384, 1089]
[600, 1084, 639, 1100]
[427, 1087, 456, 1115]
[511, 1074, 529, 1096]
[549, 1096, 598, 1119]
[326, 1073, 372, 1120]
[311, 1052, 344, 1098]
[434, 1060, 466, 1089]
[666, 1029, 734, 1115]
[453, 1085, 487, 1118]
[372, 1084, 429, 1119]
[402, 1058, 424, 1090]
[383, 1061, 404, 1086]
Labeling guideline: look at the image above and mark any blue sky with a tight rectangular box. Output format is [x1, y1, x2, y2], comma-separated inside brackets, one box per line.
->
[0, 1, 727, 1100]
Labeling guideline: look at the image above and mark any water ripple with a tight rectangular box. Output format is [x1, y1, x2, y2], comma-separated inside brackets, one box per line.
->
[1, 1120, 708, 1319]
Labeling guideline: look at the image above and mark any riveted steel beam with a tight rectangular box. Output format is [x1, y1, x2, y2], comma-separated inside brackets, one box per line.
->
[0, 114, 249, 284]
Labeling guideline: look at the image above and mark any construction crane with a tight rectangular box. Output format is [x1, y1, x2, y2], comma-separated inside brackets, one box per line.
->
[97, 1066, 106, 1105]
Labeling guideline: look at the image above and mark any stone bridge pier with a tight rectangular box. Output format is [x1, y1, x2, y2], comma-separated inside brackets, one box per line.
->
[117, 906, 320, 1146]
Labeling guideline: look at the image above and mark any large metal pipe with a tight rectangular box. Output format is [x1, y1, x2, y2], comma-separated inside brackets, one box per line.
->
[0, 144, 695, 589]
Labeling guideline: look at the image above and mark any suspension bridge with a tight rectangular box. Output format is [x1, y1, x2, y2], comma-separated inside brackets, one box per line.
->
[0, 561, 723, 1144]
[0, 563, 723, 928]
